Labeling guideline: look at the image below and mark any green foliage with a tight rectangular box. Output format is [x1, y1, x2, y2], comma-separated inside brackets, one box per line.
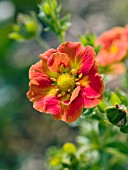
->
[97, 101, 107, 113]
[38, 0, 71, 42]
[120, 122, 128, 133]
[96, 91, 128, 134]
[110, 92, 121, 106]
[46, 143, 80, 170]
[46, 118, 128, 170]
[79, 33, 95, 47]
[9, 12, 41, 41]
[79, 33, 101, 54]
[105, 106, 126, 126]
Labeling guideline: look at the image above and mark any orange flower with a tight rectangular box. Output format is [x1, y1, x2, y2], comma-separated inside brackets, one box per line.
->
[96, 26, 128, 66]
[27, 42, 104, 123]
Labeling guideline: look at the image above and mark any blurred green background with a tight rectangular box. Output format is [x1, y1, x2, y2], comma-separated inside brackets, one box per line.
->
[0, 0, 128, 169]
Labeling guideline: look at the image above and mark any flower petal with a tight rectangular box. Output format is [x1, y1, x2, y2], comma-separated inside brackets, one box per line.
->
[40, 48, 57, 60]
[62, 86, 81, 105]
[52, 94, 84, 123]
[47, 52, 69, 72]
[57, 41, 84, 71]
[33, 96, 61, 115]
[78, 46, 95, 75]
[40, 49, 59, 78]
[29, 60, 48, 80]
[82, 94, 103, 108]
[80, 61, 104, 98]
[27, 77, 55, 102]
[109, 63, 126, 76]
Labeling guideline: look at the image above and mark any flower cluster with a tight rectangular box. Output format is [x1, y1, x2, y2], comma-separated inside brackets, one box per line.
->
[27, 42, 104, 123]
[96, 26, 128, 66]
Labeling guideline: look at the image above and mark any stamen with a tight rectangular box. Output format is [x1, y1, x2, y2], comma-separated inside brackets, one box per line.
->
[56, 88, 60, 93]
[68, 89, 71, 92]
[51, 77, 57, 82]
[75, 82, 80, 86]
[57, 93, 63, 97]
[78, 73, 83, 79]
[59, 64, 64, 73]
[70, 69, 77, 75]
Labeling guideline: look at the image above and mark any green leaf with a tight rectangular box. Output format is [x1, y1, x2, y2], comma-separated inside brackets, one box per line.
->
[52, 0, 58, 9]
[43, 2, 51, 15]
[105, 106, 126, 125]
[120, 125, 128, 134]
[110, 92, 121, 106]
[98, 101, 107, 113]
[38, 0, 71, 43]
[79, 33, 96, 47]
[94, 45, 101, 54]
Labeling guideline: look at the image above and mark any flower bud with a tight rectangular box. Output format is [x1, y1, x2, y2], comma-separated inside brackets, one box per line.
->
[9, 12, 41, 41]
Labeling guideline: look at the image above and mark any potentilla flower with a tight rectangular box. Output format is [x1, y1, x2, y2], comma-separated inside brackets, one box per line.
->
[27, 42, 104, 123]
[96, 26, 128, 66]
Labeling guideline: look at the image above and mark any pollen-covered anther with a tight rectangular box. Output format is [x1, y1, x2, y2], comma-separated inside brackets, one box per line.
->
[68, 89, 71, 92]
[78, 73, 83, 79]
[75, 82, 80, 86]
[56, 88, 60, 93]
[57, 93, 63, 97]
[51, 77, 57, 82]
[70, 69, 77, 75]
[75, 73, 83, 81]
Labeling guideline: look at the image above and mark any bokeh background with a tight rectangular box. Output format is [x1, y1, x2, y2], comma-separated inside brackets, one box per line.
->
[0, 0, 128, 169]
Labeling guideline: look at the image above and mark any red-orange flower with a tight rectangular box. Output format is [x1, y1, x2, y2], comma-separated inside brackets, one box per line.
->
[96, 26, 128, 66]
[27, 42, 104, 123]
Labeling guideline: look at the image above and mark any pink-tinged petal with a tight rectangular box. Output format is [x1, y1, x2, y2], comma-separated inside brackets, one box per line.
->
[57, 41, 84, 71]
[96, 40, 127, 66]
[96, 50, 112, 66]
[109, 63, 126, 76]
[27, 77, 56, 102]
[96, 26, 128, 66]
[29, 77, 51, 87]
[52, 94, 84, 123]
[82, 94, 103, 108]
[40, 49, 59, 78]
[29, 60, 48, 80]
[80, 61, 104, 98]
[78, 46, 95, 75]
[33, 96, 61, 115]
[96, 27, 123, 49]
[47, 52, 69, 72]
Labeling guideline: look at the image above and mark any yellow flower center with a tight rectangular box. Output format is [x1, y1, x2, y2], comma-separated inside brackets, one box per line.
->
[57, 73, 75, 92]
[109, 45, 118, 54]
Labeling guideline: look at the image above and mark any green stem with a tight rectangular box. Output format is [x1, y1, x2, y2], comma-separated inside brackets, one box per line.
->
[36, 36, 50, 50]
[47, 0, 65, 43]
[59, 33, 65, 43]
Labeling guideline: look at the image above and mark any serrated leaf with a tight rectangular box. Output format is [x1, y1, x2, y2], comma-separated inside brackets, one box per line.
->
[110, 92, 121, 106]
